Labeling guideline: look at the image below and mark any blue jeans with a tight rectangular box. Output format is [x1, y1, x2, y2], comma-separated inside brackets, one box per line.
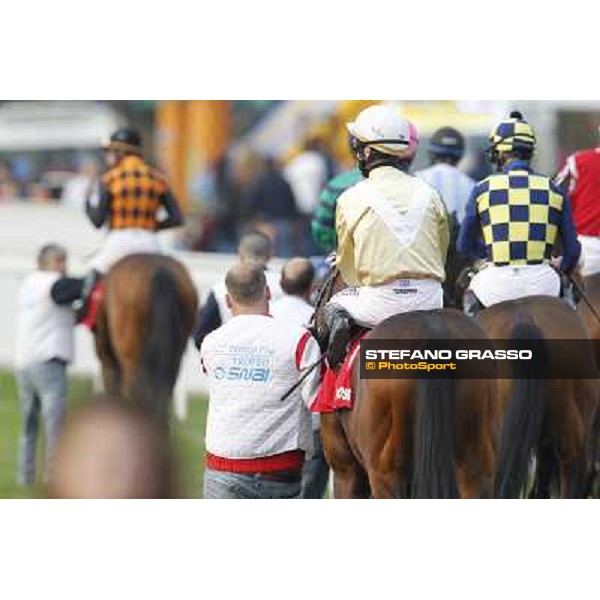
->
[300, 428, 330, 499]
[16, 359, 67, 486]
[204, 468, 301, 499]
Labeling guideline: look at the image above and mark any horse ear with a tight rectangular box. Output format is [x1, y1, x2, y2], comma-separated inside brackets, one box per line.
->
[225, 293, 233, 310]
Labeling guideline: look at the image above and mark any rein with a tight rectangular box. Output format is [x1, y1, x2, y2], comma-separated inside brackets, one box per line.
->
[309, 266, 339, 326]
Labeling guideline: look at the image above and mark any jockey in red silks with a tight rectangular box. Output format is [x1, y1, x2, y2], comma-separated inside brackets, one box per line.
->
[555, 126, 600, 277]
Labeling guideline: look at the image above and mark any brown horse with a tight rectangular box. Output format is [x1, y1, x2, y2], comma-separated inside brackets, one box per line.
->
[576, 273, 600, 496]
[315, 272, 497, 499]
[476, 296, 599, 498]
[577, 273, 600, 365]
[93, 253, 198, 423]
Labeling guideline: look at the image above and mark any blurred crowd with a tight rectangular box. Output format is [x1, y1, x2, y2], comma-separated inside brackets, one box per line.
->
[184, 137, 338, 256]
[0, 154, 99, 206]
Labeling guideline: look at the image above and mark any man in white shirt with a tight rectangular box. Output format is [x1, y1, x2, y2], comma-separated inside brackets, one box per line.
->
[270, 257, 315, 327]
[15, 244, 76, 486]
[284, 139, 330, 255]
[60, 157, 98, 210]
[193, 231, 283, 348]
[271, 258, 331, 498]
[200, 262, 321, 499]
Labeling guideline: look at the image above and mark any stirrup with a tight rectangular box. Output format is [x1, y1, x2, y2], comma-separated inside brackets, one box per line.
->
[74, 270, 101, 322]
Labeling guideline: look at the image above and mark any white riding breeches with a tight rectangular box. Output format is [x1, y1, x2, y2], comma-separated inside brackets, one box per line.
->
[469, 263, 560, 308]
[327, 278, 444, 328]
[90, 229, 161, 273]
[579, 235, 600, 277]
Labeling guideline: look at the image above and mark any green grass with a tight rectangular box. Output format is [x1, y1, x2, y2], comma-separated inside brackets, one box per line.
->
[0, 369, 208, 499]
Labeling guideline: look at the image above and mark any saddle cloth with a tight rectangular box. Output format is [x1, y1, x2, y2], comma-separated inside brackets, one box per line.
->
[311, 333, 367, 413]
[80, 281, 104, 331]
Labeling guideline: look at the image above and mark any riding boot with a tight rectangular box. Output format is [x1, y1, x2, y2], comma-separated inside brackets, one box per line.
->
[560, 274, 578, 309]
[323, 303, 353, 370]
[73, 269, 101, 322]
[463, 289, 484, 317]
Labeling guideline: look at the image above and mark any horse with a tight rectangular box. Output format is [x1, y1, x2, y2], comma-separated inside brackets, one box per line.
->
[576, 273, 600, 496]
[577, 273, 600, 365]
[475, 296, 599, 498]
[314, 270, 498, 499]
[93, 253, 198, 423]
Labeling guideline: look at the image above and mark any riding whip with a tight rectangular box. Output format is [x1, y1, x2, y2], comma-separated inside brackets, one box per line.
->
[280, 353, 328, 402]
[279, 330, 364, 403]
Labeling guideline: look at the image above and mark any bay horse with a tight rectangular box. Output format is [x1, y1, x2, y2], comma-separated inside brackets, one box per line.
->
[314, 271, 498, 499]
[576, 273, 600, 496]
[93, 253, 198, 423]
[476, 296, 599, 498]
[577, 273, 600, 365]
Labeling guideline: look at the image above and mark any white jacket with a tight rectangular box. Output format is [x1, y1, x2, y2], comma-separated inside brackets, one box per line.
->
[15, 271, 75, 368]
[200, 314, 320, 459]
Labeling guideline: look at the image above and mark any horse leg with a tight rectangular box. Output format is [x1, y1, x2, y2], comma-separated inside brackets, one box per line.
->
[456, 438, 496, 499]
[320, 413, 370, 499]
[368, 467, 409, 499]
[456, 384, 497, 499]
[550, 413, 586, 498]
[94, 307, 121, 396]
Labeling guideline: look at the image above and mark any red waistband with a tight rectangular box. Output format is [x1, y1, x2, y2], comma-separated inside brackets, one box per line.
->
[205, 450, 305, 474]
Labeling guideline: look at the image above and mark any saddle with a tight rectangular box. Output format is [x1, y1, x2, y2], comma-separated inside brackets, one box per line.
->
[311, 328, 369, 413]
[78, 280, 104, 330]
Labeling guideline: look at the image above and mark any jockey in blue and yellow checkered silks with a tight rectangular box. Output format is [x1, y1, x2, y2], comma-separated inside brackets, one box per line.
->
[476, 168, 563, 265]
[488, 116, 536, 156]
[458, 111, 581, 274]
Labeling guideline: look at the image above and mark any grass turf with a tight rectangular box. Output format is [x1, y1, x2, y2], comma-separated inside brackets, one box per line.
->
[0, 369, 208, 499]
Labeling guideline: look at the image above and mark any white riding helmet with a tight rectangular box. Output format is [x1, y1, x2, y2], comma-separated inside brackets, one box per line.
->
[347, 104, 419, 159]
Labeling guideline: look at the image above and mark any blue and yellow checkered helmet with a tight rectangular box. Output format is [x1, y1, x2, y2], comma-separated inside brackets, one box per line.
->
[488, 111, 536, 155]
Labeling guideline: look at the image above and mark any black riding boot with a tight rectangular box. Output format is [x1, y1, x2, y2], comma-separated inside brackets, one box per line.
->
[462, 289, 484, 317]
[74, 269, 101, 322]
[323, 303, 353, 370]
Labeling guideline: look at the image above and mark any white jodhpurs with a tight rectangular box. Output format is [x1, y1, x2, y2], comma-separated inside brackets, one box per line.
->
[90, 229, 161, 273]
[579, 235, 600, 277]
[469, 263, 560, 308]
[327, 278, 443, 328]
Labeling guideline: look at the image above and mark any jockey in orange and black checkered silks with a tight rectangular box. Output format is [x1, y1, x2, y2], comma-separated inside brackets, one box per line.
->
[319, 104, 449, 369]
[72, 128, 184, 321]
[457, 111, 581, 315]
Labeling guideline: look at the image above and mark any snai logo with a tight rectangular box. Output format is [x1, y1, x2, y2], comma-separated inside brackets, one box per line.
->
[225, 366, 271, 382]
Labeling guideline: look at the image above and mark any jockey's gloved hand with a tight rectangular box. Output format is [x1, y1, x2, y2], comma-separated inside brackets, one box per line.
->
[551, 256, 563, 272]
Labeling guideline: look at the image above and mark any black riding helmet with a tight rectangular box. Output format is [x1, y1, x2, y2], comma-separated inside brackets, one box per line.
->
[104, 127, 143, 154]
[428, 127, 465, 160]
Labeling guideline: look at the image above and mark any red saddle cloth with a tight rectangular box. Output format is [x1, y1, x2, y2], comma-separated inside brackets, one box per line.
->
[311, 333, 367, 413]
[79, 282, 105, 331]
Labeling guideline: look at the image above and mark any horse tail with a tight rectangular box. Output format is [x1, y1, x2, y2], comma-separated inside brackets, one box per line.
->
[494, 318, 548, 499]
[136, 266, 188, 421]
[412, 376, 459, 499]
